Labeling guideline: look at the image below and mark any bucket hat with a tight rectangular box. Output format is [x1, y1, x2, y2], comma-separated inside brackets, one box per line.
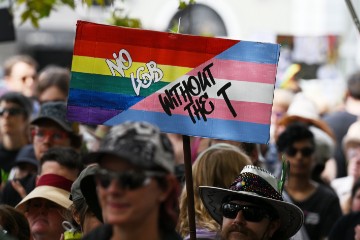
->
[199, 165, 304, 240]
[84, 121, 175, 173]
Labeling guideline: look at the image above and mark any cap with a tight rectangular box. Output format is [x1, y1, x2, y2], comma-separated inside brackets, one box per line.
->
[85, 121, 175, 173]
[0, 91, 33, 118]
[15, 144, 38, 168]
[31, 101, 79, 134]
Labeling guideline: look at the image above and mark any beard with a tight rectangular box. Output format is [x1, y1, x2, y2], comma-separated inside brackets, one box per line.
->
[220, 224, 260, 240]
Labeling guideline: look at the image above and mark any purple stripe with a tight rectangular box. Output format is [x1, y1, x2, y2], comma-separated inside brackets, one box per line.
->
[66, 105, 122, 124]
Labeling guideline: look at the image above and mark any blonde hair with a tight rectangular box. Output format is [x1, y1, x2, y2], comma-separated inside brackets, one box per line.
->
[177, 143, 252, 237]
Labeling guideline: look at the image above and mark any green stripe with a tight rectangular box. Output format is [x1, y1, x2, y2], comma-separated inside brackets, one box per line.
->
[70, 72, 168, 96]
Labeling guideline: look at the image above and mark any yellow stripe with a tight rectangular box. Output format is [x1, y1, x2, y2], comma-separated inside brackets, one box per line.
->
[71, 55, 192, 83]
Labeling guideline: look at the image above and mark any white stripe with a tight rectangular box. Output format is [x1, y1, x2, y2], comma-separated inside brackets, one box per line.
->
[156, 76, 275, 104]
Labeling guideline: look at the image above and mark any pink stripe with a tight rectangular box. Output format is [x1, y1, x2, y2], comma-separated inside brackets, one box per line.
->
[131, 94, 272, 124]
[187, 59, 277, 84]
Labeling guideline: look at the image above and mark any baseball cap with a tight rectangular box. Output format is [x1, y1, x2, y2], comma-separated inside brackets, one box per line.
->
[84, 121, 175, 173]
[15, 144, 38, 168]
[31, 101, 79, 135]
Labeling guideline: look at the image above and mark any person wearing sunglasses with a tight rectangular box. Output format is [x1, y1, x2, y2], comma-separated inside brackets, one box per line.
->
[0, 92, 33, 185]
[199, 165, 304, 240]
[81, 121, 181, 240]
[276, 122, 342, 240]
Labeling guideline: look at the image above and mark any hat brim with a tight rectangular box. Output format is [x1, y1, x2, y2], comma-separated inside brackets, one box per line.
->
[80, 174, 103, 222]
[199, 186, 304, 239]
[16, 185, 72, 212]
[31, 117, 72, 132]
[278, 115, 335, 140]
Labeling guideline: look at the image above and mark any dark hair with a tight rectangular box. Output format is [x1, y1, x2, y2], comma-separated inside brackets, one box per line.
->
[348, 71, 360, 100]
[0, 205, 30, 240]
[351, 179, 360, 199]
[276, 122, 315, 152]
[36, 65, 70, 102]
[40, 147, 84, 174]
[0, 91, 33, 119]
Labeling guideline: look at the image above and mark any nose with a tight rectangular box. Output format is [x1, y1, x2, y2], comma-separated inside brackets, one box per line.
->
[233, 210, 246, 225]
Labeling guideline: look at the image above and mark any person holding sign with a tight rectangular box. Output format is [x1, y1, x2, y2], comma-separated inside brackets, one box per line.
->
[199, 165, 304, 240]
[81, 121, 181, 240]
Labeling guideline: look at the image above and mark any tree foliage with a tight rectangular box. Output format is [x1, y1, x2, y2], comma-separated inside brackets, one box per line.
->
[9, 0, 195, 28]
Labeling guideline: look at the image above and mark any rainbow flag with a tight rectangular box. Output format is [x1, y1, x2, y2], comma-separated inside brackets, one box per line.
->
[67, 21, 280, 144]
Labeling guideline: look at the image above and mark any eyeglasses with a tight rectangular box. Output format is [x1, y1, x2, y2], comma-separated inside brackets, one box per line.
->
[0, 108, 25, 117]
[95, 168, 166, 190]
[221, 202, 272, 222]
[31, 127, 69, 143]
[285, 146, 314, 157]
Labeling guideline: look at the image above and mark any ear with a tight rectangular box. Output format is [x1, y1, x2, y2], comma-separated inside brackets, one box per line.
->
[267, 219, 281, 238]
[71, 208, 81, 225]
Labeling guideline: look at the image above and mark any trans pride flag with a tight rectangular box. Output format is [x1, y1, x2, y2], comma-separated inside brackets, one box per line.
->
[67, 21, 280, 144]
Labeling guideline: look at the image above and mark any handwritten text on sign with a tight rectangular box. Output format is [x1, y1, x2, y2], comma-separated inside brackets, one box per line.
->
[106, 49, 237, 124]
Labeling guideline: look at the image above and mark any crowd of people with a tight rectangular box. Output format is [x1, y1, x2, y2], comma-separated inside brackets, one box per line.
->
[0, 53, 359, 240]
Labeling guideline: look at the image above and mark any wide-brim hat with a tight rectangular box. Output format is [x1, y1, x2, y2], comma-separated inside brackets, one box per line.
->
[16, 174, 73, 212]
[199, 165, 304, 240]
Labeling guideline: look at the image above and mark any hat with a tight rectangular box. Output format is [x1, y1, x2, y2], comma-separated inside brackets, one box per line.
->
[15, 144, 38, 168]
[31, 101, 79, 135]
[16, 174, 73, 212]
[84, 121, 175, 173]
[278, 93, 335, 140]
[78, 165, 103, 222]
[199, 165, 304, 240]
[343, 121, 360, 150]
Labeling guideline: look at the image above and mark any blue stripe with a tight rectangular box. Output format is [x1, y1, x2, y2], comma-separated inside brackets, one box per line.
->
[216, 41, 280, 64]
[103, 109, 270, 144]
[67, 88, 144, 110]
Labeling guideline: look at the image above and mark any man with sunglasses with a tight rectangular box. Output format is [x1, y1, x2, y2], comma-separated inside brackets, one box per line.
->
[276, 122, 342, 240]
[81, 121, 181, 240]
[0, 92, 33, 185]
[199, 165, 304, 240]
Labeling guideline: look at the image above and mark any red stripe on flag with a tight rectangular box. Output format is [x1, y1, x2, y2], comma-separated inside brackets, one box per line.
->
[75, 21, 238, 55]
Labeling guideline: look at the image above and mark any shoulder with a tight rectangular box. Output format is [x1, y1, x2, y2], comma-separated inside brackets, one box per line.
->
[82, 224, 112, 240]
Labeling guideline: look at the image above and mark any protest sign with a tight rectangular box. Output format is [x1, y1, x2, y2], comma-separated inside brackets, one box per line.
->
[67, 21, 280, 144]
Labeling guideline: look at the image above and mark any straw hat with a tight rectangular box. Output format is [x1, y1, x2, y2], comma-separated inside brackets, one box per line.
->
[199, 165, 304, 240]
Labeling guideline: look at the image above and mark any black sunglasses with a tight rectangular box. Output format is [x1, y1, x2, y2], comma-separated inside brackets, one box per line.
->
[95, 168, 166, 190]
[286, 146, 314, 157]
[0, 108, 25, 117]
[221, 202, 271, 222]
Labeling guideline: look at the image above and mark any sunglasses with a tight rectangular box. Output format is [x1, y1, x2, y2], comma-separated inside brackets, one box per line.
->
[31, 127, 69, 143]
[0, 108, 25, 117]
[286, 146, 314, 157]
[221, 202, 272, 222]
[95, 168, 166, 190]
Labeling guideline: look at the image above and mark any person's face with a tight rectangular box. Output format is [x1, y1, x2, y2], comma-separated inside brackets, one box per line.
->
[6, 61, 37, 97]
[40, 161, 78, 181]
[96, 154, 169, 227]
[221, 200, 280, 240]
[346, 143, 360, 179]
[352, 188, 360, 212]
[25, 198, 65, 240]
[38, 86, 67, 105]
[283, 139, 315, 177]
[32, 121, 71, 160]
[0, 101, 27, 135]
